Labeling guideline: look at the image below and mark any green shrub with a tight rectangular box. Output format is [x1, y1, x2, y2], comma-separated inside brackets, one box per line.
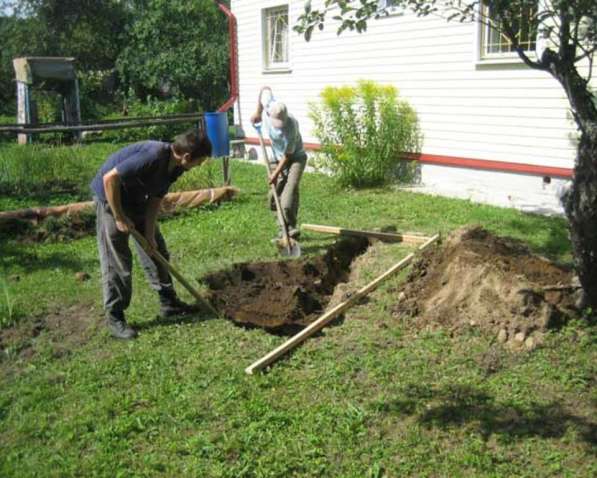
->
[309, 80, 422, 188]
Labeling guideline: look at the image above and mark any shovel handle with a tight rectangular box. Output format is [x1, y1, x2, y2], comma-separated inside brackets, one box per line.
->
[253, 125, 294, 256]
[130, 229, 220, 317]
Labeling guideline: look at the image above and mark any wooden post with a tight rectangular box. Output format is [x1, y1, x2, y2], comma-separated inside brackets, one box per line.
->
[16, 81, 31, 145]
[245, 234, 440, 374]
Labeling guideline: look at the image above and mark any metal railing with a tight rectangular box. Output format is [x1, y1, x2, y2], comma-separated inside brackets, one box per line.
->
[0, 113, 203, 135]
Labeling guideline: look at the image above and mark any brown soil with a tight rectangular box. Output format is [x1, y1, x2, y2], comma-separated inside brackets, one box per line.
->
[205, 236, 370, 333]
[0, 304, 99, 369]
[395, 226, 579, 349]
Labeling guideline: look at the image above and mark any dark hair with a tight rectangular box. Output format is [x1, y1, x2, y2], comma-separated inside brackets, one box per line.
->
[173, 129, 212, 159]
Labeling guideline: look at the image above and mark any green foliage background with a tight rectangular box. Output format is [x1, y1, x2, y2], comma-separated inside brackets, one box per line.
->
[0, 0, 229, 118]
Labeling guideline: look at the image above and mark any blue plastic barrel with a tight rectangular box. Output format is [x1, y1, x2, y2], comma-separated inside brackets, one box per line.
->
[204, 111, 229, 157]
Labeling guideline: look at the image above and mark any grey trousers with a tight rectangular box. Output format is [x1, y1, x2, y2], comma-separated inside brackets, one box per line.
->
[95, 200, 176, 317]
[269, 154, 307, 232]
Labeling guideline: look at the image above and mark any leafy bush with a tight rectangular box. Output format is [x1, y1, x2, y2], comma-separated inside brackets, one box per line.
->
[78, 69, 119, 121]
[309, 80, 422, 188]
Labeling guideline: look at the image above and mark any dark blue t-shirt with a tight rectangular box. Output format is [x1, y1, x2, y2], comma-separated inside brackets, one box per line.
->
[90, 141, 184, 208]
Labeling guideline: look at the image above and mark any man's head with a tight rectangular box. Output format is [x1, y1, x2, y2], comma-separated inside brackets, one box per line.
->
[266, 101, 288, 129]
[172, 129, 212, 170]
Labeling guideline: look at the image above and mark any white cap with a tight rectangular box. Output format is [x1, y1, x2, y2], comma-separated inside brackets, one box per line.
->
[267, 101, 288, 129]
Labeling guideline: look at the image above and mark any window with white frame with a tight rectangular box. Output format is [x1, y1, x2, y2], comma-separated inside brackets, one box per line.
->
[262, 5, 289, 71]
[480, 2, 537, 59]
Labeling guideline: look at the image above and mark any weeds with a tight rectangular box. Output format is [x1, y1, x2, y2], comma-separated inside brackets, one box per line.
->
[0, 275, 14, 328]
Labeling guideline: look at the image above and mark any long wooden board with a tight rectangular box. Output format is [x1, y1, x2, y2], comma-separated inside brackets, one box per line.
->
[301, 224, 431, 245]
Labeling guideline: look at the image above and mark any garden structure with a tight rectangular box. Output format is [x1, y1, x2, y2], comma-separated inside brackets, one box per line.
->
[12, 57, 81, 144]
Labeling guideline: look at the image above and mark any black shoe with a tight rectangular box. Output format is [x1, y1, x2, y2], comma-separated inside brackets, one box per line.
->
[159, 298, 199, 318]
[106, 314, 138, 340]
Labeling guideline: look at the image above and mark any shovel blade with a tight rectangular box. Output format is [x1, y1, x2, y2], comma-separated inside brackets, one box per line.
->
[276, 238, 301, 258]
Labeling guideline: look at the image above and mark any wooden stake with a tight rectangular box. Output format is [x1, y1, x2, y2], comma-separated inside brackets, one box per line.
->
[245, 234, 440, 374]
[301, 224, 431, 245]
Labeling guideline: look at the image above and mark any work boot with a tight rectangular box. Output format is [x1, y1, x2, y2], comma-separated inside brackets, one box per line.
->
[159, 297, 200, 318]
[106, 312, 138, 340]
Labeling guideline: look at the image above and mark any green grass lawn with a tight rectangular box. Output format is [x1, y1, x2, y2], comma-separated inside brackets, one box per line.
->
[0, 145, 595, 477]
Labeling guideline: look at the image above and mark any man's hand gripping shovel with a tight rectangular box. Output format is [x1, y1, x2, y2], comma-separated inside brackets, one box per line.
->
[254, 123, 301, 258]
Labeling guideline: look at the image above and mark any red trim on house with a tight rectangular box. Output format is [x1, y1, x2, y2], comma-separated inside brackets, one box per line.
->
[243, 137, 573, 179]
[216, 2, 238, 113]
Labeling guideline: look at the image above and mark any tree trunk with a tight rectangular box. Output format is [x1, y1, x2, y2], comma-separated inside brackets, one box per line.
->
[542, 49, 597, 310]
[563, 124, 597, 310]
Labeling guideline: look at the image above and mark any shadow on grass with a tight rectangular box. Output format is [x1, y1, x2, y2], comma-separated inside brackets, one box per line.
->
[0, 242, 96, 273]
[375, 383, 596, 446]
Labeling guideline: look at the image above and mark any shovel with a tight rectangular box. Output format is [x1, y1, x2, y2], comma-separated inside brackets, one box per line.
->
[254, 124, 301, 258]
[130, 228, 220, 318]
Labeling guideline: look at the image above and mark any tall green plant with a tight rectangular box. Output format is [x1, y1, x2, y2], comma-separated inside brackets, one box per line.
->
[0, 274, 15, 328]
[309, 80, 422, 188]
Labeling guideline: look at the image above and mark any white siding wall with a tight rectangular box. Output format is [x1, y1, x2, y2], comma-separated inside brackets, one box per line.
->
[231, 0, 594, 214]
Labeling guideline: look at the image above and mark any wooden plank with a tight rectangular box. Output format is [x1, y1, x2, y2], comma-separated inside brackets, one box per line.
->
[302, 223, 431, 245]
[245, 234, 440, 374]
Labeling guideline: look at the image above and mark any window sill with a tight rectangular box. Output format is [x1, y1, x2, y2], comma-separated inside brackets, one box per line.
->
[376, 8, 405, 17]
[262, 67, 292, 74]
[476, 53, 535, 67]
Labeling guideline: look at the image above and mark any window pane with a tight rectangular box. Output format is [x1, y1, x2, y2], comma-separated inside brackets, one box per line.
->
[482, 3, 537, 56]
[265, 6, 288, 67]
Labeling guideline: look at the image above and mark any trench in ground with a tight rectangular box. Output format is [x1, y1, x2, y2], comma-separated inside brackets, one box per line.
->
[204, 237, 370, 334]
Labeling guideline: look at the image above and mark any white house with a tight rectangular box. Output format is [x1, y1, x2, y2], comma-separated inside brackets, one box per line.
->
[230, 0, 596, 215]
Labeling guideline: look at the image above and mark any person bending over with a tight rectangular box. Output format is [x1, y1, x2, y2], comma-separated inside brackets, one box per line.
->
[90, 129, 212, 339]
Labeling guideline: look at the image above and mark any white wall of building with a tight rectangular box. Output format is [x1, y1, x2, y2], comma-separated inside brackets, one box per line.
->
[232, 0, 595, 215]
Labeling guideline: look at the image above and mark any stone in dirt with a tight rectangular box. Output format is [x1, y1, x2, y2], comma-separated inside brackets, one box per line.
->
[395, 226, 579, 348]
[204, 237, 369, 333]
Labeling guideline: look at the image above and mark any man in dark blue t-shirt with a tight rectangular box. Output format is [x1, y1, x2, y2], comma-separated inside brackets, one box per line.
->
[90, 129, 212, 339]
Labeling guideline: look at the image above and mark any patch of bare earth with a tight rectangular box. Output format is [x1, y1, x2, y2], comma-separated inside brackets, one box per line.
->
[205, 237, 370, 334]
[395, 226, 579, 350]
[0, 304, 100, 373]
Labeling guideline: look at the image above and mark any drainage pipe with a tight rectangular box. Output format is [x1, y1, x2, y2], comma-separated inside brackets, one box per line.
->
[215, 1, 239, 114]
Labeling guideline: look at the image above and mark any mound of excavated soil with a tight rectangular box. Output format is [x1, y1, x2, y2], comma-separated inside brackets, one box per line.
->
[204, 237, 370, 333]
[395, 226, 579, 349]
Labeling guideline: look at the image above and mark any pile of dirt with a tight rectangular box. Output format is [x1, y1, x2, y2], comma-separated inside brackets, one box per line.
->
[395, 226, 579, 349]
[205, 237, 370, 333]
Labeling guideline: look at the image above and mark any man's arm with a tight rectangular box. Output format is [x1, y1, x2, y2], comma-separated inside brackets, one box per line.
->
[269, 154, 290, 185]
[103, 168, 134, 233]
[144, 196, 162, 251]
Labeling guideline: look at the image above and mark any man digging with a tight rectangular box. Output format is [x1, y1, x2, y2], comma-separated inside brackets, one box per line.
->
[90, 129, 212, 339]
[250, 86, 307, 244]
